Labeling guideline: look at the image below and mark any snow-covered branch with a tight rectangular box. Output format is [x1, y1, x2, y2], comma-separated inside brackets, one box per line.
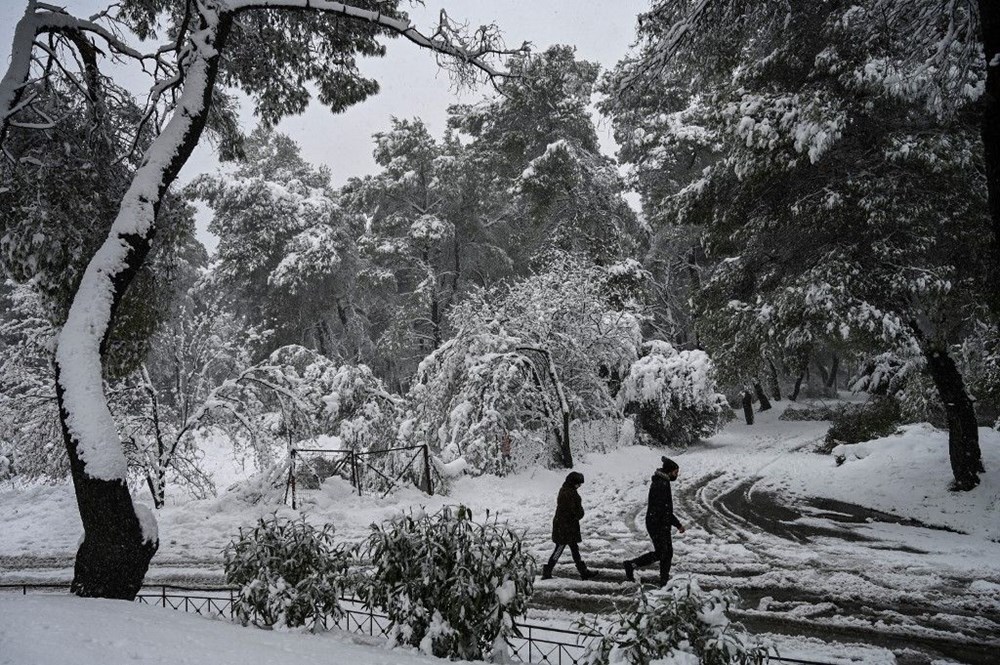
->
[226, 0, 526, 82]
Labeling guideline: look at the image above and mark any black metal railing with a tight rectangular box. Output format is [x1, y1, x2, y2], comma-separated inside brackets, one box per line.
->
[507, 621, 600, 665]
[1, 583, 835, 665]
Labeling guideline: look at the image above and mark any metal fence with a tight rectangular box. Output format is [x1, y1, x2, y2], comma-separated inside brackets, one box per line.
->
[2, 583, 834, 665]
[286, 443, 438, 508]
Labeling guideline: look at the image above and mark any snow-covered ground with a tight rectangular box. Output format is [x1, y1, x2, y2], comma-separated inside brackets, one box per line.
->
[0, 594, 466, 665]
[2, 401, 998, 663]
[0, 591, 903, 665]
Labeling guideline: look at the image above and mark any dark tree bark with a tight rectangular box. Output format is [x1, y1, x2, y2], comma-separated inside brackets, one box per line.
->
[815, 360, 830, 388]
[742, 390, 755, 425]
[57, 359, 157, 599]
[921, 342, 984, 490]
[979, 0, 1000, 311]
[54, 16, 233, 600]
[825, 354, 839, 389]
[767, 359, 782, 401]
[790, 373, 805, 401]
[753, 380, 772, 411]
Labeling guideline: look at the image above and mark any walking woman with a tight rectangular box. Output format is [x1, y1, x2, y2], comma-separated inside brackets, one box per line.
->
[542, 471, 597, 580]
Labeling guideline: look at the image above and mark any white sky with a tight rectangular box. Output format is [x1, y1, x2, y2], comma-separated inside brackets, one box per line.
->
[0, 1, 648, 249]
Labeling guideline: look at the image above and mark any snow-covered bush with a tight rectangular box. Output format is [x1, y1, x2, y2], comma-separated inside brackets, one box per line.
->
[580, 576, 771, 665]
[360, 505, 535, 660]
[851, 352, 943, 426]
[223, 515, 351, 631]
[823, 398, 902, 453]
[618, 342, 730, 447]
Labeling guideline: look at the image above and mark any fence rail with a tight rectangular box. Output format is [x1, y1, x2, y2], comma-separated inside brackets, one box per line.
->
[1, 583, 834, 665]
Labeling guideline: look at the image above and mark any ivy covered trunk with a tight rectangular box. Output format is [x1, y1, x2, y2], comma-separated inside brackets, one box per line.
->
[921, 343, 984, 491]
[53, 13, 231, 599]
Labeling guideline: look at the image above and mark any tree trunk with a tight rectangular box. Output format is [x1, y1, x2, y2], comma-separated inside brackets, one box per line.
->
[57, 367, 157, 599]
[921, 342, 984, 490]
[768, 359, 782, 401]
[979, 0, 1000, 314]
[790, 373, 805, 401]
[753, 380, 772, 411]
[815, 360, 830, 388]
[53, 14, 231, 599]
[742, 390, 754, 425]
[825, 354, 839, 389]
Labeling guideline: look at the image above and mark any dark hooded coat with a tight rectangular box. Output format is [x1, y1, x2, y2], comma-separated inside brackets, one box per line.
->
[645, 469, 683, 533]
[551, 482, 584, 544]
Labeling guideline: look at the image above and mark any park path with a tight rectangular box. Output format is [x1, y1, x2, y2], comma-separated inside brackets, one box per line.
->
[529, 413, 1000, 664]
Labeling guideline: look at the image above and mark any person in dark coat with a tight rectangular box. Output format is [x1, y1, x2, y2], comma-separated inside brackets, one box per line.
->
[542, 471, 597, 580]
[623, 457, 685, 585]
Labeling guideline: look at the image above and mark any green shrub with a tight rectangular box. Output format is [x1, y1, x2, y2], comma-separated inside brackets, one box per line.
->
[223, 514, 351, 630]
[779, 404, 840, 421]
[580, 576, 771, 665]
[822, 397, 901, 453]
[619, 343, 732, 447]
[360, 505, 535, 660]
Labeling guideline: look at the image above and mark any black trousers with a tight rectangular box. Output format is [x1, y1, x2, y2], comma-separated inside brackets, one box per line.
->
[632, 527, 673, 584]
[547, 542, 586, 573]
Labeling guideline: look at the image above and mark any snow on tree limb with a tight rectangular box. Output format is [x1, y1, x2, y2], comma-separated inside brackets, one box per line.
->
[226, 0, 526, 82]
[0, 1, 154, 144]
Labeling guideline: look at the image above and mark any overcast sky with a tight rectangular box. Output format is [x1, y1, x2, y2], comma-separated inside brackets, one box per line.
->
[1, 1, 648, 248]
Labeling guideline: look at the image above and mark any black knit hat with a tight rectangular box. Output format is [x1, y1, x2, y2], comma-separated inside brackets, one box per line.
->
[660, 456, 679, 473]
[566, 471, 585, 485]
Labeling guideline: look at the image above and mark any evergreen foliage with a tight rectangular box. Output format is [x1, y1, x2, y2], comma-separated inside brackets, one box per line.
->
[223, 514, 351, 631]
[580, 576, 771, 665]
[451, 45, 642, 271]
[618, 342, 731, 447]
[360, 505, 534, 660]
[190, 127, 362, 358]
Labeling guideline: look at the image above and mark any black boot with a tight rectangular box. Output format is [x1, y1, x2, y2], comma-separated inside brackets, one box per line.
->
[623, 560, 635, 582]
[580, 567, 599, 581]
[541, 564, 554, 580]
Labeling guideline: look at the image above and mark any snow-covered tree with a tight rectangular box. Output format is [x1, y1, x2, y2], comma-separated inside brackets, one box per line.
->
[0, 282, 64, 482]
[603, 0, 989, 489]
[108, 291, 265, 507]
[341, 118, 477, 383]
[0, 0, 522, 598]
[403, 254, 643, 475]
[451, 45, 642, 272]
[191, 126, 364, 360]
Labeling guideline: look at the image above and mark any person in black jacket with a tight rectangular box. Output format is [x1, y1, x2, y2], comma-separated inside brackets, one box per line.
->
[623, 456, 685, 585]
[542, 471, 597, 580]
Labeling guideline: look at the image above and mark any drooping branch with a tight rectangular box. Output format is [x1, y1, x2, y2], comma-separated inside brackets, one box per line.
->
[0, 0, 156, 144]
[227, 0, 527, 82]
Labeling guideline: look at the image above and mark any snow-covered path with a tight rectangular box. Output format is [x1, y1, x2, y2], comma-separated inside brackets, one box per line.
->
[2, 404, 999, 662]
[527, 410, 1000, 663]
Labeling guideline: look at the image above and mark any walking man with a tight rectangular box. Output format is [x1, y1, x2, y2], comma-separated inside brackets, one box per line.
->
[623, 456, 685, 585]
[542, 471, 597, 580]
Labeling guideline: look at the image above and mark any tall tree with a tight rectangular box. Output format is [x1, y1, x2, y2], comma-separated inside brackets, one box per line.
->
[451, 45, 642, 273]
[604, 0, 988, 489]
[191, 126, 364, 359]
[342, 118, 487, 384]
[0, 0, 519, 598]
